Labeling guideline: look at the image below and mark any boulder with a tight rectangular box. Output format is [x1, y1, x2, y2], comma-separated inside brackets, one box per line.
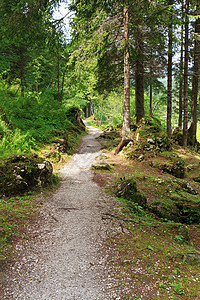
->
[150, 201, 181, 222]
[116, 178, 137, 199]
[151, 155, 185, 178]
[0, 155, 53, 196]
[116, 178, 147, 207]
[181, 182, 198, 195]
[183, 253, 200, 265]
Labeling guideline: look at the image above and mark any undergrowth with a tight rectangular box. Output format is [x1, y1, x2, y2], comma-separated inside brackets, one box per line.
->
[0, 87, 85, 159]
[95, 121, 200, 299]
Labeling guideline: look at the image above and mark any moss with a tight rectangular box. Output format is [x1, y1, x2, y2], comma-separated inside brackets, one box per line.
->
[172, 127, 183, 146]
[0, 154, 52, 196]
[150, 152, 185, 178]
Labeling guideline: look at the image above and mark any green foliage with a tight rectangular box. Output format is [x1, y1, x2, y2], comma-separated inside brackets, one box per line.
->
[0, 129, 37, 159]
[0, 85, 85, 159]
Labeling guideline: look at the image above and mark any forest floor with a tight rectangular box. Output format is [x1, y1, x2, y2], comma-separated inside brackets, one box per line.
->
[1, 124, 200, 299]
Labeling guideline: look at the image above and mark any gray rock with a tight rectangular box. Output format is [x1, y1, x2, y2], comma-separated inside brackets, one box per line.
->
[1, 155, 54, 196]
[183, 253, 200, 265]
[138, 154, 144, 161]
[144, 146, 153, 151]
[116, 179, 147, 207]
[155, 178, 165, 184]
[181, 182, 198, 195]
[116, 179, 137, 199]
[150, 201, 181, 222]
[162, 163, 185, 179]
[147, 138, 154, 144]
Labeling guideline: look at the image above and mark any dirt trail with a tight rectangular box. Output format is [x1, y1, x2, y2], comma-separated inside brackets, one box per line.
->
[2, 126, 116, 300]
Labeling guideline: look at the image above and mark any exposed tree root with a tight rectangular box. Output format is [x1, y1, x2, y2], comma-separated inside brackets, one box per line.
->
[114, 138, 131, 155]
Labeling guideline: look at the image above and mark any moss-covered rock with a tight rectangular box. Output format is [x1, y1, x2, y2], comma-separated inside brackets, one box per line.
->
[150, 200, 181, 222]
[91, 162, 111, 170]
[66, 106, 86, 133]
[0, 155, 53, 196]
[116, 178, 147, 207]
[149, 192, 200, 224]
[151, 152, 185, 178]
[172, 127, 183, 146]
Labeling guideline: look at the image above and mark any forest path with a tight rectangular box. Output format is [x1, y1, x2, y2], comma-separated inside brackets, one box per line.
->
[2, 125, 115, 299]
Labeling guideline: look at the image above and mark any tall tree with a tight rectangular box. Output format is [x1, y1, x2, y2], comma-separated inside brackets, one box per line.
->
[183, 0, 190, 148]
[167, 0, 173, 138]
[122, 1, 131, 139]
[188, 4, 200, 144]
[178, 1, 184, 128]
[135, 18, 145, 123]
[115, 0, 131, 155]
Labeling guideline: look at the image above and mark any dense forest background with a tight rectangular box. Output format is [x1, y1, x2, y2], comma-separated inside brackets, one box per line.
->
[0, 0, 199, 159]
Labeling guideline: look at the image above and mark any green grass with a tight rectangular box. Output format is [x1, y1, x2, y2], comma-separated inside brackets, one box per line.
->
[0, 192, 40, 263]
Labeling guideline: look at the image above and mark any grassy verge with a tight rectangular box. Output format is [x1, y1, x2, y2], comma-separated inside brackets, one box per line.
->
[0, 191, 46, 265]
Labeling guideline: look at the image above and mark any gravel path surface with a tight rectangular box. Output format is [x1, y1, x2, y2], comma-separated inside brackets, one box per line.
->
[2, 126, 116, 300]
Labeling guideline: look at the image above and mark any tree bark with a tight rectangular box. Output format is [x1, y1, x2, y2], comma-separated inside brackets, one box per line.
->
[122, 1, 130, 138]
[178, 2, 184, 128]
[115, 1, 131, 155]
[183, 0, 189, 148]
[167, 0, 173, 138]
[135, 57, 144, 123]
[135, 19, 144, 123]
[188, 5, 200, 144]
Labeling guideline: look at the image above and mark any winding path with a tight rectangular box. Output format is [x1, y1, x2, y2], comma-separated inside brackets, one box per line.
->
[2, 126, 115, 299]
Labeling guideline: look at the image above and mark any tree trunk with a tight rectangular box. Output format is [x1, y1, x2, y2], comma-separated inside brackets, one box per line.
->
[188, 5, 200, 144]
[135, 19, 144, 123]
[20, 45, 25, 97]
[178, 2, 184, 128]
[115, 2, 131, 155]
[167, 0, 173, 138]
[135, 57, 144, 123]
[183, 0, 189, 148]
[122, 1, 130, 138]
